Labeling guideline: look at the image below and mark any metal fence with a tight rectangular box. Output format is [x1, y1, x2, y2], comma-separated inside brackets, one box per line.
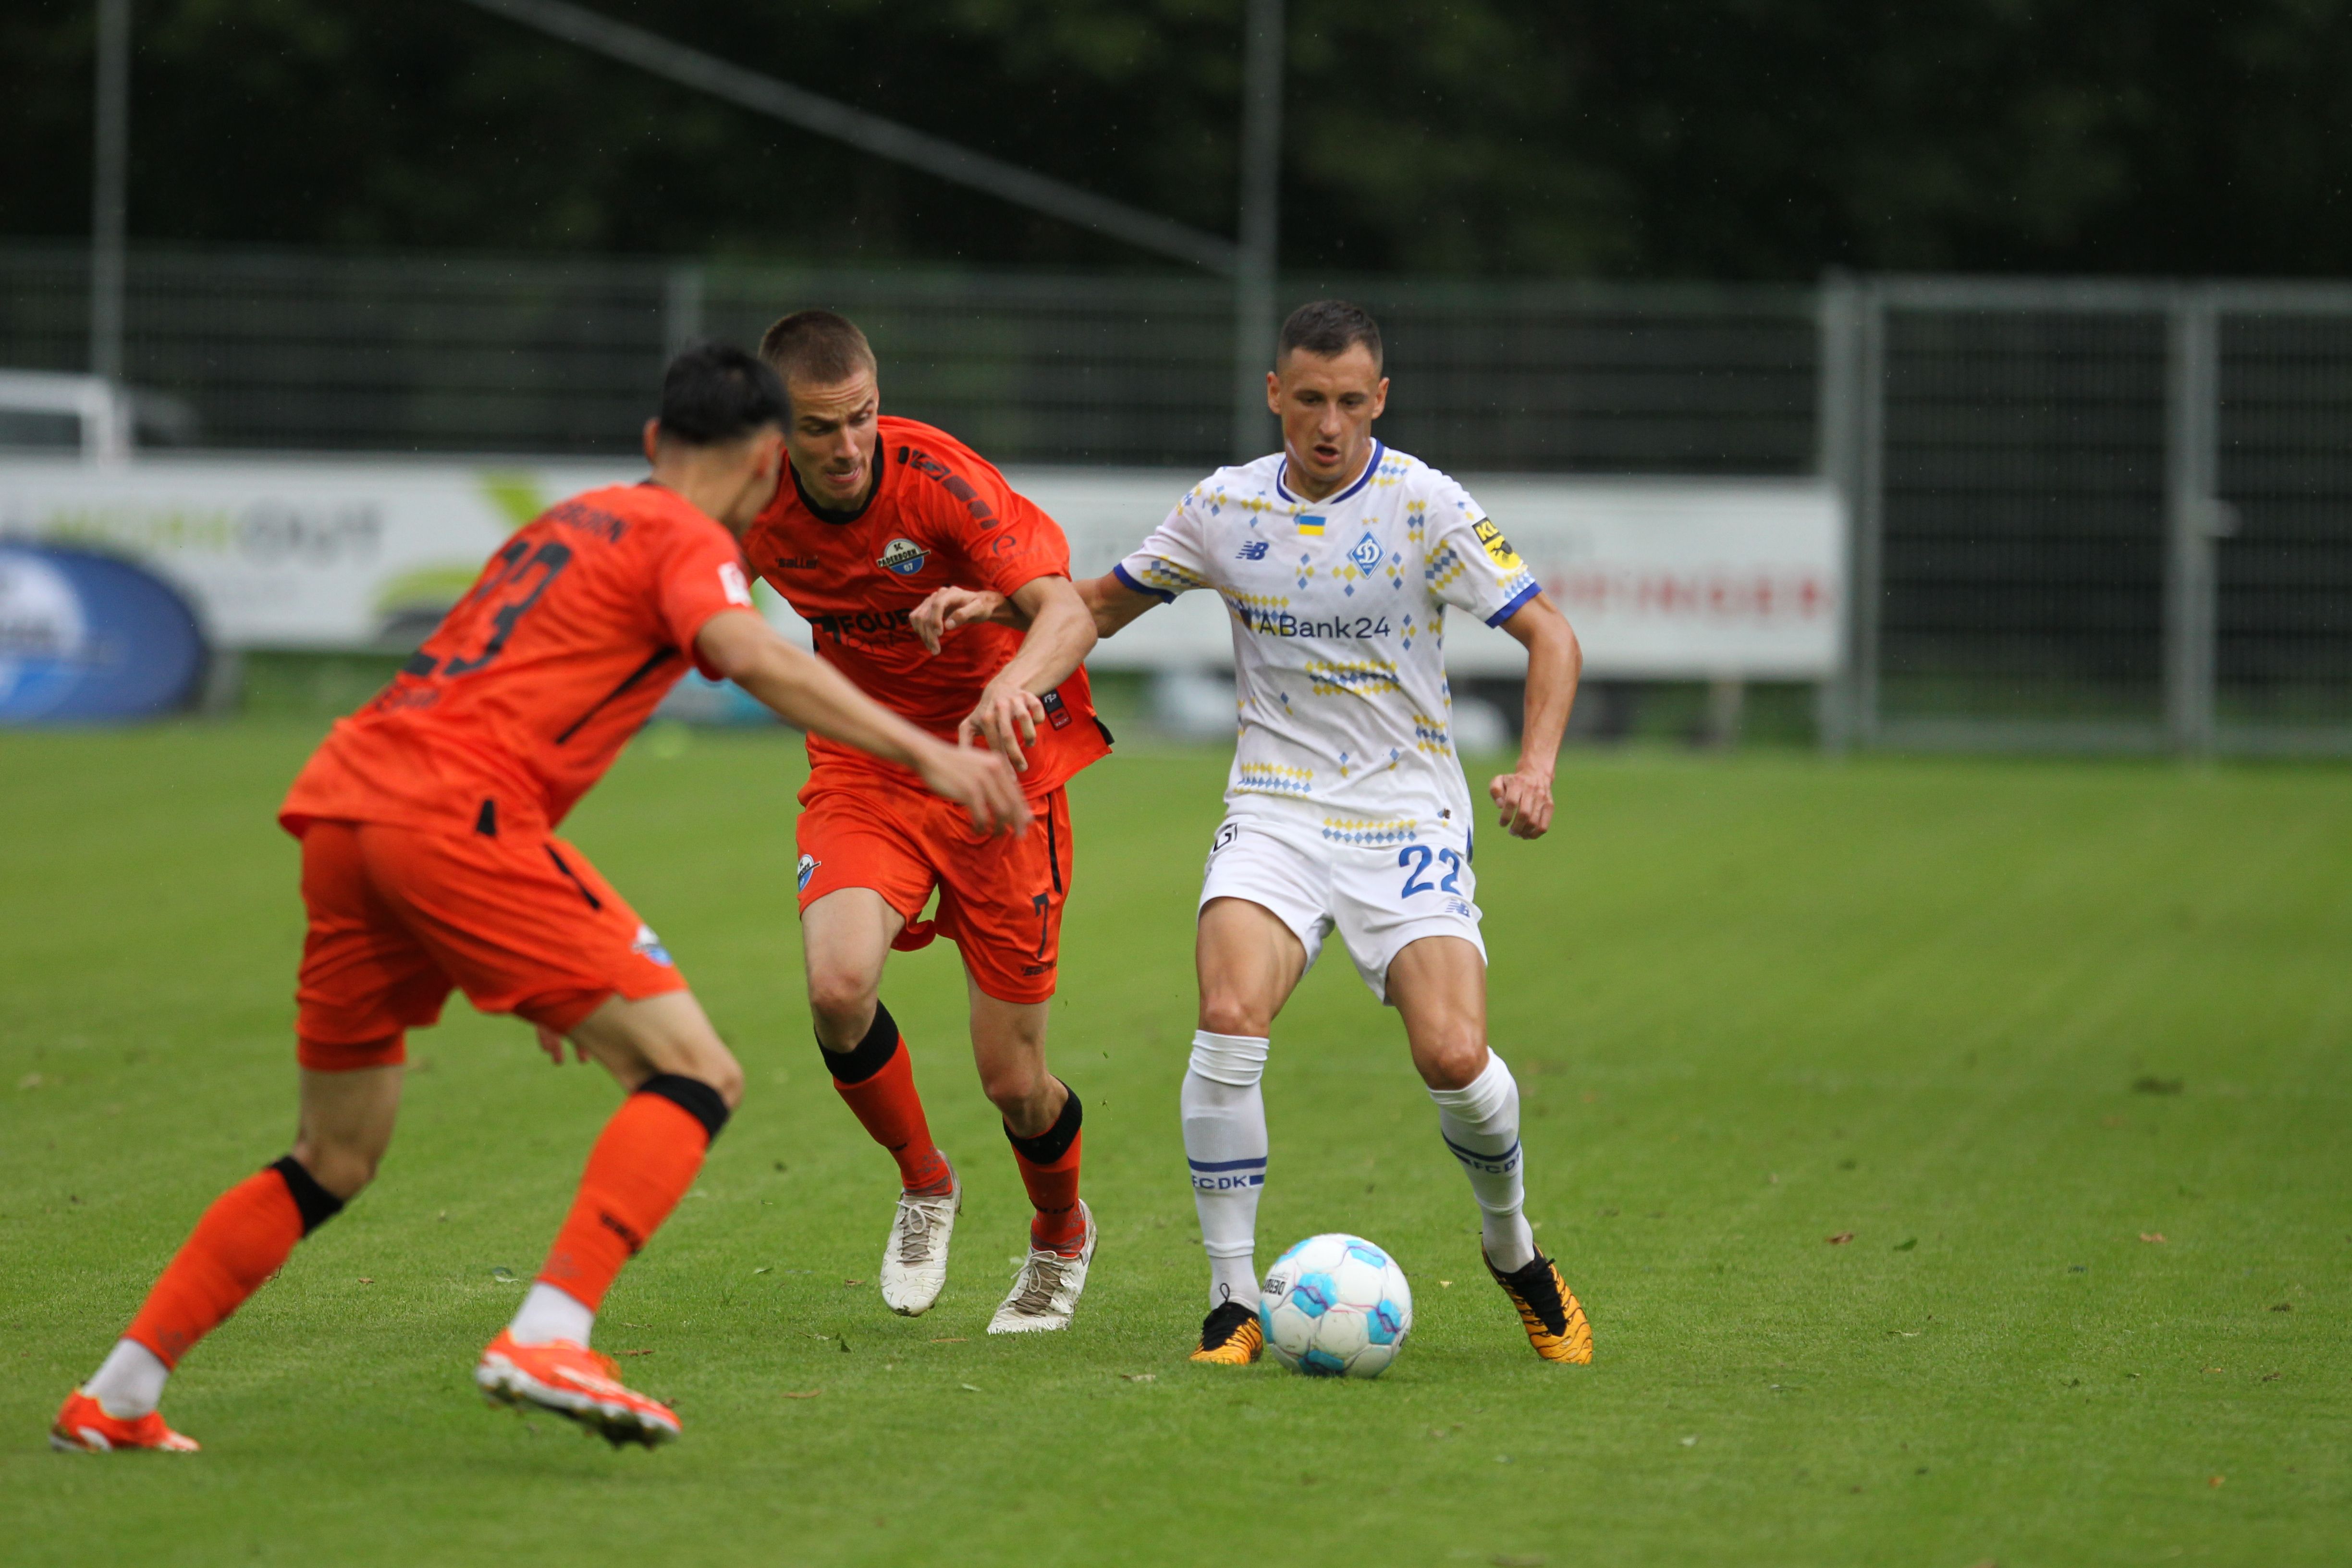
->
[4, 243, 2350, 753]
[1822, 277, 2352, 754]
[0, 244, 1819, 474]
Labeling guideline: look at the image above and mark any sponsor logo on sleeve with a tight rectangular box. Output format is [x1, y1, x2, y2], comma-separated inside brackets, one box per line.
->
[632, 923, 675, 967]
[1212, 822, 1238, 854]
[796, 853, 820, 892]
[876, 538, 929, 576]
[1471, 518, 1522, 570]
[719, 561, 754, 606]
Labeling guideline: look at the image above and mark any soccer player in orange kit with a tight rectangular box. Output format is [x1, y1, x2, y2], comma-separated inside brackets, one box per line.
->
[49, 345, 1027, 1454]
[744, 311, 1108, 1334]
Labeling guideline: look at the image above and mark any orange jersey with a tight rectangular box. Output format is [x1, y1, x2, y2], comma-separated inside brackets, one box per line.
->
[745, 416, 1109, 797]
[282, 483, 755, 839]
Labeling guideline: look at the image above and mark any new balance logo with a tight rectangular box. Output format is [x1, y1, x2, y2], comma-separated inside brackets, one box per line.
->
[1235, 540, 1271, 560]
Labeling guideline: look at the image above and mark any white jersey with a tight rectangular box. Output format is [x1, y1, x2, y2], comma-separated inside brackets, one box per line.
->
[1115, 441, 1537, 840]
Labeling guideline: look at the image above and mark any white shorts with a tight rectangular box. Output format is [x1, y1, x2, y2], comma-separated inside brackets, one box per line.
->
[1197, 800, 1486, 1003]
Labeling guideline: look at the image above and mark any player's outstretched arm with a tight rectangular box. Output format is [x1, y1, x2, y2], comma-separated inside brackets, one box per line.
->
[695, 609, 1030, 834]
[910, 573, 1160, 652]
[1488, 592, 1581, 840]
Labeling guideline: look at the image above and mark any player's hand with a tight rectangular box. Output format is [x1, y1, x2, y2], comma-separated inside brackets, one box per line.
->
[959, 678, 1048, 773]
[535, 1024, 587, 1065]
[911, 586, 1009, 654]
[1488, 769, 1555, 839]
[916, 738, 1031, 835]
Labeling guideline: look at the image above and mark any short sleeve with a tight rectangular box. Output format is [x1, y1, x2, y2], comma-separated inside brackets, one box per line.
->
[656, 523, 757, 677]
[1113, 485, 1217, 601]
[1423, 476, 1539, 626]
[913, 451, 1074, 597]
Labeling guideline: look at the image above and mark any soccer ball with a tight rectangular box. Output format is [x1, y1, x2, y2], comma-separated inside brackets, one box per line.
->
[1259, 1233, 1413, 1378]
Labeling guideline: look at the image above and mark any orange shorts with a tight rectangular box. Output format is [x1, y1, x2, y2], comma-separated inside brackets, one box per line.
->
[292, 819, 688, 1070]
[795, 776, 1075, 1005]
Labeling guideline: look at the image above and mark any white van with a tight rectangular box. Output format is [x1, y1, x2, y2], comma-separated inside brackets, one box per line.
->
[0, 370, 199, 461]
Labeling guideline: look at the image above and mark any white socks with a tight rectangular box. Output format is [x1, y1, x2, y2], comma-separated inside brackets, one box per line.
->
[1182, 1029, 1270, 1309]
[85, 1338, 169, 1420]
[1430, 1051, 1536, 1272]
[508, 1282, 595, 1348]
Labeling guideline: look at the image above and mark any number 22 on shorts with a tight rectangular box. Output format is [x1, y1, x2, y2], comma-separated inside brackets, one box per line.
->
[1396, 844, 1462, 899]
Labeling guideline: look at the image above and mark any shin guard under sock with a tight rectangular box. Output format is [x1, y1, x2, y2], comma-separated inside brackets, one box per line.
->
[1183, 1030, 1270, 1308]
[536, 1076, 727, 1312]
[121, 1156, 344, 1371]
[1005, 1086, 1085, 1254]
[1429, 1052, 1536, 1272]
[821, 1002, 951, 1193]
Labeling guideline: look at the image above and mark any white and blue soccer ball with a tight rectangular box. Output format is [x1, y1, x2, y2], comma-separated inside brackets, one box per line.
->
[1260, 1233, 1413, 1378]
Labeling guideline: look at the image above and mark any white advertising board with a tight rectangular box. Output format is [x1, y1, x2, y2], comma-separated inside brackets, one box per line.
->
[0, 457, 1842, 679]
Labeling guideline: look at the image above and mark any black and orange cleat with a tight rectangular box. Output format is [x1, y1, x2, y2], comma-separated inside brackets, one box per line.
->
[1485, 1250, 1593, 1364]
[50, 1389, 199, 1453]
[1190, 1299, 1264, 1365]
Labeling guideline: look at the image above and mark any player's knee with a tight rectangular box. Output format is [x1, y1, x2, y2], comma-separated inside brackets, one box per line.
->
[1198, 992, 1274, 1040]
[978, 1059, 1051, 1120]
[288, 1137, 380, 1201]
[697, 1049, 746, 1111]
[804, 970, 880, 1039]
[1415, 1036, 1489, 1092]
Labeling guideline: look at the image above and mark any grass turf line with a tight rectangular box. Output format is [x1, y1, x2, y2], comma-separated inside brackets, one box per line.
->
[0, 722, 2347, 1566]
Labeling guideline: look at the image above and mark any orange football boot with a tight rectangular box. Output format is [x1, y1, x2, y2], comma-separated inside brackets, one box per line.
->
[1190, 1299, 1264, 1365]
[50, 1389, 199, 1453]
[474, 1330, 681, 1447]
[1486, 1250, 1594, 1364]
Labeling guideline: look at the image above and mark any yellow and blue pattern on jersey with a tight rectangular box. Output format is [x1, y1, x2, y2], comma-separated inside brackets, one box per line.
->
[1319, 815, 1421, 847]
[1236, 761, 1315, 798]
[1306, 656, 1402, 697]
[1425, 541, 1470, 596]
[1129, 557, 1213, 597]
[1411, 711, 1454, 756]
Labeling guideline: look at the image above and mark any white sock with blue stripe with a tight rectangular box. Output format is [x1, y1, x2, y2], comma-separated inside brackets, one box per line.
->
[1430, 1051, 1536, 1272]
[1183, 1029, 1270, 1311]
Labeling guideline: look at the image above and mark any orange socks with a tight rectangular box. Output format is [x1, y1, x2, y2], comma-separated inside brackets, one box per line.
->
[822, 1002, 952, 1194]
[125, 1157, 343, 1367]
[1005, 1086, 1085, 1255]
[536, 1076, 729, 1311]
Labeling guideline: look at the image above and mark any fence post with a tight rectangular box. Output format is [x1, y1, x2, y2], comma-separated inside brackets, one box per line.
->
[2165, 294, 2220, 755]
[664, 263, 707, 364]
[1815, 273, 1864, 750]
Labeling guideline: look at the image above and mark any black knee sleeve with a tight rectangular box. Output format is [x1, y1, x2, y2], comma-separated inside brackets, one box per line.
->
[269, 1155, 345, 1236]
[818, 1000, 900, 1085]
[637, 1073, 731, 1142]
[1004, 1083, 1082, 1166]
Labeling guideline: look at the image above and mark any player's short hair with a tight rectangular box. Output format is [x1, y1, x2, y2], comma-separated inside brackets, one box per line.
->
[1278, 300, 1384, 372]
[656, 342, 787, 445]
[760, 309, 879, 390]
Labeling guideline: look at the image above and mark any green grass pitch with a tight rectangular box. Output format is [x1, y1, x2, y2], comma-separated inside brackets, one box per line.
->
[2, 723, 2347, 1566]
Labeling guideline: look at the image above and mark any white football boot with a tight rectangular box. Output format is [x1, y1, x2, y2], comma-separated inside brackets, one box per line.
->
[987, 1200, 1097, 1335]
[877, 1157, 961, 1317]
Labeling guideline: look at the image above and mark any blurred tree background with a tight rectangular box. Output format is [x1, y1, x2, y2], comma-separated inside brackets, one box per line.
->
[4, 0, 2351, 277]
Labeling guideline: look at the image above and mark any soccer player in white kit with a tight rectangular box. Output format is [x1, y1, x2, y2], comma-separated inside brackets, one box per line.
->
[913, 300, 1592, 1366]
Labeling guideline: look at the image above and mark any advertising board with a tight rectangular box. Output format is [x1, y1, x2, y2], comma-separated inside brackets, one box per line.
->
[0, 458, 1842, 679]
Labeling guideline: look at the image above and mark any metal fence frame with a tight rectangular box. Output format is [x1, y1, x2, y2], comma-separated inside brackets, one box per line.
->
[1823, 276, 2352, 757]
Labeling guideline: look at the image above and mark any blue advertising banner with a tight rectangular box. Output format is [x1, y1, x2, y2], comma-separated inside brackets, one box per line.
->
[0, 545, 207, 724]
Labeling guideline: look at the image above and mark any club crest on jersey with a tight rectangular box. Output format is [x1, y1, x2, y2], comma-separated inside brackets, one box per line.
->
[1471, 518, 1523, 570]
[796, 853, 820, 892]
[876, 538, 928, 576]
[631, 923, 674, 967]
[1348, 531, 1384, 571]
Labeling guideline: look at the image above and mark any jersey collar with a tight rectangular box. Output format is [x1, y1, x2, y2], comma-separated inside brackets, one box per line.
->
[792, 453, 884, 527]
[1275, 439, 1384, 508]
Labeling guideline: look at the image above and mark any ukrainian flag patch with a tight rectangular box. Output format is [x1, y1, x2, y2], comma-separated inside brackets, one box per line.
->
[1298, 514, 1326, 537]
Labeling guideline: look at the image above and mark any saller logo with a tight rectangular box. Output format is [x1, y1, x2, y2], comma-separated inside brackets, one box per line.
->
[1471, 518, 1522, 570]
[877, 538, 928, 576]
